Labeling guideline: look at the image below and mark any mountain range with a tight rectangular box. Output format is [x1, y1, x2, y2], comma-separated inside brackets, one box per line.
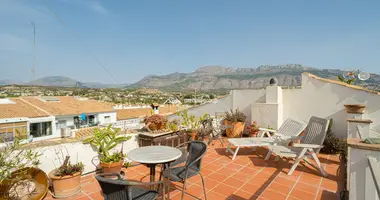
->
[0, 76, 129, 88]
[1, 64, 379, 91]
[128, 64, 380, 91]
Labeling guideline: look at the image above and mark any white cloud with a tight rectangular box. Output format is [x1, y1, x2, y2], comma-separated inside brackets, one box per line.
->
[0, 33, 29, 52]
[90, 1, 108, 14]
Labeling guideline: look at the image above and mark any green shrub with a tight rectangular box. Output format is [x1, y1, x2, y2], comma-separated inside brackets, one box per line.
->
[321, 119, 347, 154]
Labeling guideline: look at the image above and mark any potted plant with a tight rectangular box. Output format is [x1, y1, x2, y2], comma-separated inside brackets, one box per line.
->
[224, 109, 247, 138]
[167, 119, 180, 132]
[0, 137, 48, 200]
[247, 121, 260, 137]
[178, 110, 209, 140]
[144, 114, 168, 131]
[344, 104, 366, 114]
[49, 156, 84, 198]
[83, 125, 131, 174]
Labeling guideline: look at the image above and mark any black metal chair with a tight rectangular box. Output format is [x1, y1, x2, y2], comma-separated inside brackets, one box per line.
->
[161, 141, 208, 200]
[96, 173, 165, 200]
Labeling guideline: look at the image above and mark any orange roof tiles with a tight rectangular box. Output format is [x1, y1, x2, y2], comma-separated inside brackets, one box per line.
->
[0, 98, 50, 119]
[116, 105, 180, 120]
[19, 96, 115, 116]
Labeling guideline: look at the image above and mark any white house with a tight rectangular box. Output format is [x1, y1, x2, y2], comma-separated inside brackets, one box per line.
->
[0, 96, 117, 142]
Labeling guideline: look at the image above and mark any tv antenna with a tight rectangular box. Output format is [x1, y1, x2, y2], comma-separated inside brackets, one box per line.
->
[30, 22, 36, 81]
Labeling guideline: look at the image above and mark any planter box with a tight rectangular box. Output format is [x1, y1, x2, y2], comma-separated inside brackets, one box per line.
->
[138, 131, 188, 147]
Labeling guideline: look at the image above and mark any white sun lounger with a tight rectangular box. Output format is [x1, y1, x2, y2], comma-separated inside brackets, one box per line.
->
[226, 118, 307, 160]
[264, 116, 330, 176]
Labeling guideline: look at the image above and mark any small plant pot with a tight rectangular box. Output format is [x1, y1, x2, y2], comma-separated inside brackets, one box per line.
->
[189, 131, 197, 141]
[250, 130, 260, 137]
[100, 160, 124, 174]
[49, 170, 81, 198]
[344, 104, 366, 114]
[225, 121, 245, 138]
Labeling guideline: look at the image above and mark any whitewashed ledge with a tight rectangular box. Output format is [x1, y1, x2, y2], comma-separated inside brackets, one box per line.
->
[138, 131, 175, 137]
[25, 133, 140, 174]
[347, 138, 380, 200]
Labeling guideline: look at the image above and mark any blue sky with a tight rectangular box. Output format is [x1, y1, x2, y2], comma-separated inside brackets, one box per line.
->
[1, 0, 380, 84]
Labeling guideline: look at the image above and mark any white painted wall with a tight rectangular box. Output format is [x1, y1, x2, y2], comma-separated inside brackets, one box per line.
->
[35, 133, 139, 174]
[232, 89, 267, 124]
[283, 74, 380, 138]
[168, 95, 233, 121]
[177, 73, 380, 138]
[349, 147, 380, 200]
[98, 112, 117, 124]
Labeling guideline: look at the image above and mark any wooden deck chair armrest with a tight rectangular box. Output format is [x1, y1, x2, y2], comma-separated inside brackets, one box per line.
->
[276, 135, 302, 140]
[259, 128, 277, 133]
[292, 144, 323, 149]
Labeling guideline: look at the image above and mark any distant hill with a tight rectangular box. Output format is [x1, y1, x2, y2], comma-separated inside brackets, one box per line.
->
[127, 64, 380, 91]
[27, 76, 78, 87]
[0, 79, 23, 86]
[26, 76, 129, 88]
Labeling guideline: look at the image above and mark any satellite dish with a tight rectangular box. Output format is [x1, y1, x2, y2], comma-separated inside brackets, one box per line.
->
[358, 72, 370, 81]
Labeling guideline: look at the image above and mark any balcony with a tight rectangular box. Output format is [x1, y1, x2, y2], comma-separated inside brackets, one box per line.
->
[43, 139, 344, 200]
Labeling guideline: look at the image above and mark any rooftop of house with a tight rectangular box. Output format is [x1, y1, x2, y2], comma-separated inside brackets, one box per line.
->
[18, 96, 115, 116]
[0, 98, 50, 119]
[116, 105, 180, 120]
[43, 140, 344, 200]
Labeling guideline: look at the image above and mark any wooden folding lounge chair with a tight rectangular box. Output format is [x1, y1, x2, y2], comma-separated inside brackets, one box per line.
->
[264, 116, 330, 177]
[226, 118, 307, 160]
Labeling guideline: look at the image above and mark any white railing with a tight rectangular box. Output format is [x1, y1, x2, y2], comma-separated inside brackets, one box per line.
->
[368, 156, 380, 198]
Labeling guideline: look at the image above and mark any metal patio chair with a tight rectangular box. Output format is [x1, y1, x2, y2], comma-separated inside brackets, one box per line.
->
[96, 173, 165, 200]
[161, 141, 208, 200]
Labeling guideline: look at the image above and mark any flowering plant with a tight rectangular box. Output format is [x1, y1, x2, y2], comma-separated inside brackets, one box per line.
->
[144, 114, 168, 124]
[246, 121, 260, 136]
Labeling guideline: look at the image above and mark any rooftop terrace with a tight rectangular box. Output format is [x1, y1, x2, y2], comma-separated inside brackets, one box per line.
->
[43, 139, 344, 200]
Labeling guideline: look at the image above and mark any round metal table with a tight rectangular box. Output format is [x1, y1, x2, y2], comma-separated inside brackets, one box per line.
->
[127, 146, 182, 183]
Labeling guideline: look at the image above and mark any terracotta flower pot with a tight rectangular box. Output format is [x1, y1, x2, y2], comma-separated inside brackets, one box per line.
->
[189, 131, 197, 141]
[225, 121, 245, 138]
[344, 104, 366, 114]
[100, 160, 124, 174]
[49, 170, 81, 198]
[147, 122, 166, 131]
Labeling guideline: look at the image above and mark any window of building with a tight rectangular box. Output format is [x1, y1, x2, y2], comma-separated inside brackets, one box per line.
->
[104, 116, 111, 123]
[88, 115, 96, 126]
[0, 123, 28, 142]
[30, 122, 52, 138]
[57, 120, 67, 129]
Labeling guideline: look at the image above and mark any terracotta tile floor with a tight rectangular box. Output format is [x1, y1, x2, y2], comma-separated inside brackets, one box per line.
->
[44, 139, 344, 200]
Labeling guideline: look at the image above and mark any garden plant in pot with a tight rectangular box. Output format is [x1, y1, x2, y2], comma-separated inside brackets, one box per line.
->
[49, 155, 84, 198]
[224, 109, 247, 138]
[83, 125, 131, 174]
[247, 121, 260, 137]
[0, 137, 49, 200]
[178, 110, 209, 140]
[144, 114, 168, 131]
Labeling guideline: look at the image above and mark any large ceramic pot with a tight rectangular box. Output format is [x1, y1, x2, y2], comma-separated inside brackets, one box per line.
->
[225, 121, 245, 138]
[0, 168, 48, 200]
[49, 170, 81, 198]
[100, 160, 124, 174]
[344, 104, 366, 114]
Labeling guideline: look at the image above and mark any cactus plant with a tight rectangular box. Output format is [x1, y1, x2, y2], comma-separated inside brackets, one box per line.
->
[83, 125, 131, 163]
